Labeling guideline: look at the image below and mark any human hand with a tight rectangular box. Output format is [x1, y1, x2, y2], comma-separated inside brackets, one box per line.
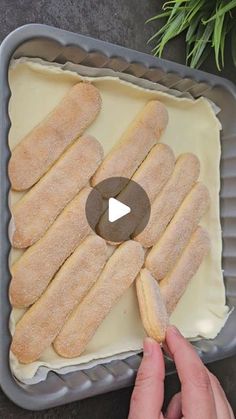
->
[128, 326, 234, 419]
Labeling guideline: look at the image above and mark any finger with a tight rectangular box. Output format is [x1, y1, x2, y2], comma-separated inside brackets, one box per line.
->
[165, 392, 182, 419]
[128, 337, 165, 419]
[207, 371, 234, 419]
[165, 326, 217, 419]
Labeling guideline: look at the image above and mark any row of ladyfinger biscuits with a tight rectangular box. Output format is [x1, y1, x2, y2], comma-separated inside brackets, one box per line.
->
[9, 83, 211, 364]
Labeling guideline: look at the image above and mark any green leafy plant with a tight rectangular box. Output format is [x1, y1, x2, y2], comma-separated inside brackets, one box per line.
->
[147, 0, 236, 70]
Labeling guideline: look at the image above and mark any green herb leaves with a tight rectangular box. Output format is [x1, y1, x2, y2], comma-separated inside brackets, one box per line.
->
[147, 0, 236, 70]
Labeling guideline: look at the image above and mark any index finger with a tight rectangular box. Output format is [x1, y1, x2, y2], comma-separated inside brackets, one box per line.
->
[166, 326, 217, 419]
[128, 337, 165, 419]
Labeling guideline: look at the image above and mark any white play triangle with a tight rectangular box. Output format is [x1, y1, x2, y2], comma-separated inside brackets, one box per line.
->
[108, 198, 131, 223]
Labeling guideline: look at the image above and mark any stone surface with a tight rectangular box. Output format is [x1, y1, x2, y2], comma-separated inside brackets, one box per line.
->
[0, 0, 235, 417]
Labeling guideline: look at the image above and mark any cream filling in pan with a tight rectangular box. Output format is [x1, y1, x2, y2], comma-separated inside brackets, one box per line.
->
[8, 59, 229, 382]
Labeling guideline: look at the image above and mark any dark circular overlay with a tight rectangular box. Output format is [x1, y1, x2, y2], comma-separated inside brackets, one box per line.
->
[86, 177, 151, 243]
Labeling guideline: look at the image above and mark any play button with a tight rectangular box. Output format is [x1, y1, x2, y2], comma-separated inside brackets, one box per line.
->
[108, 198, 131, 222]
[85, 177, 151, 243]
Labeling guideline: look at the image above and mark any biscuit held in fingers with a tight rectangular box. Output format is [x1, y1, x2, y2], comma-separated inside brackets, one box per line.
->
[146, 182, 210, 281]
[9, 187, 102, 308]
[136, 269, 169, 342]
[54, 240, 145, 358]
[12, 136, 104, 248]
[92, 100, 168, 197]
[160, 226, 210, 315]
[11, 235, 107, 364]
[134, 153, 200, 248]
[9, 82, 102, 191]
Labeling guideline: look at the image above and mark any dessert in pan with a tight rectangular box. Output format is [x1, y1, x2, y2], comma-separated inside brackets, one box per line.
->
[8, 60, 228, 380]
[9, 80, 209, 361]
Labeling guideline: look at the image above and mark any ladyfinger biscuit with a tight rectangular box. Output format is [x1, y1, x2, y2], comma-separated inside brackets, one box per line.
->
[92, 100, 168, 197]
[132, 143, 175, 204]
[12, 136, 104, 248]
[9, 187, 102, 308]
[136, 269, 169, 342]
[98, 143, 175, 244]
[160, 226, 210, 315]
[53, 240, 144, 358]
[9, 82, 102, 191]
[146, 182, 210, 281]
[11, 235, 107, 364]
[134, 153, 200, 247]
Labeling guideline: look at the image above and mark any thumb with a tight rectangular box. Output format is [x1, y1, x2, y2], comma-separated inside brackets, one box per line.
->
[128, 338, 165, 419]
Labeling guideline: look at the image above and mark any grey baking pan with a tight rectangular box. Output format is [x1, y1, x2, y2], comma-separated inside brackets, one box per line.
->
[0, 24, 236, 411]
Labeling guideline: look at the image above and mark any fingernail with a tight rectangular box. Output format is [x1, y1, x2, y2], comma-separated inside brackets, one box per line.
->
[168, 325, 181, 336]
[143, 337, 155, 357]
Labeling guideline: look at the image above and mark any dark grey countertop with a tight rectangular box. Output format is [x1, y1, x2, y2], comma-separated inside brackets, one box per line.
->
[0, 0, 235, 417]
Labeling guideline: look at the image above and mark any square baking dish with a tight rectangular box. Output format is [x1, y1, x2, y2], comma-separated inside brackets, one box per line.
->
[0, 24, 236, 410]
